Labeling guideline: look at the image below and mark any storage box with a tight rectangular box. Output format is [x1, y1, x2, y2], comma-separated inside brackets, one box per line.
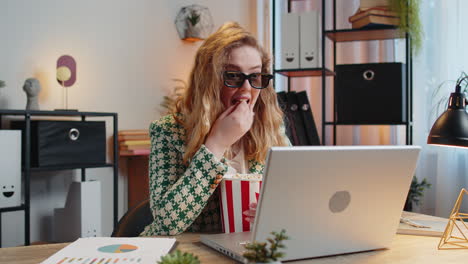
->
[54, 180, 102, 242]
[335, 62, 406, 124]
[11, 120, 106, 167]
[300, 11, 321, 68]
[279, 13, 300, 69]
[0, 130, 22, 209]
[219, 174, 262, 233]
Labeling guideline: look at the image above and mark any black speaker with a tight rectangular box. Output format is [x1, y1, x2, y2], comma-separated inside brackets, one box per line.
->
[11, 120, 106, 167]
[335, 62, 406, 124]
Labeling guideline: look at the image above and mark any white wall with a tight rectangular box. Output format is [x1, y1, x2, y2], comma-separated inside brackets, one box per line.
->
[0, 0, 256, 246]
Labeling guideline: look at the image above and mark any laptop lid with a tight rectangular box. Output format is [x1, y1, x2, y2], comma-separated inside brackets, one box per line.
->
[201, 145, 420, 262]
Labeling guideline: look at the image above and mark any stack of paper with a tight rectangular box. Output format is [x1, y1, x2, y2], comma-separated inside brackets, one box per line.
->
[41, 237, 176, 264]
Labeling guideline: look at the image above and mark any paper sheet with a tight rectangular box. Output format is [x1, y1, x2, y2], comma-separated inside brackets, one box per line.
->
[40, 237, 176, 264]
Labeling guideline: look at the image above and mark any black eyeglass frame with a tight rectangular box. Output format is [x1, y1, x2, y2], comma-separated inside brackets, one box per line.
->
[223, 71, 274, 89]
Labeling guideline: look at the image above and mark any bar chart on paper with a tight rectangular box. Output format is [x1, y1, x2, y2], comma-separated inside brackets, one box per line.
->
[54, 256, 142, 263]
[40, 237, 176, 264]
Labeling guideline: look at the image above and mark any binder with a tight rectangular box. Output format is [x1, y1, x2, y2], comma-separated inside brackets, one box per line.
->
[285, 92, 309, 145]
[296, 91, 321, 145]
[276, 91, 297, 145]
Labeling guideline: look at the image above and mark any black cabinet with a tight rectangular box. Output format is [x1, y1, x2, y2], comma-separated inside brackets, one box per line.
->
[0, 110, 118, 247]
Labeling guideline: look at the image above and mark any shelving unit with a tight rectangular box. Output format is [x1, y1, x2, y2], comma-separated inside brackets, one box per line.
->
[0, 109, 118, 247]
[272, 0, 413, 145]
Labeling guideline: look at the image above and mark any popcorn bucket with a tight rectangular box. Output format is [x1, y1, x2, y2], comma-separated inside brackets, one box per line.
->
[218, 174, 262, 233]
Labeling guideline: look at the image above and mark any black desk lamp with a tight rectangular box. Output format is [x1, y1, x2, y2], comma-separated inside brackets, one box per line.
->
[427, 76, 468, 147]
[427, 76, 468, 249]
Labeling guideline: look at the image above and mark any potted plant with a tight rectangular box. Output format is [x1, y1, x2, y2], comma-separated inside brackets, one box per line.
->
[404, 176, 431, 211]
[0, 80, 5, 89]
[185, 9, 201, 39]
[389, 0, 423, 55]
[160, 79, 186, 115]
[431, 72, 468, 118]
[158, 249, 200, 264]
[243, 229, 289, 264]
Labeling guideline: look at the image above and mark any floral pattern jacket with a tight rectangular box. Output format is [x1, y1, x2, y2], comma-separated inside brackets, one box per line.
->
[140, 114, 266, 236]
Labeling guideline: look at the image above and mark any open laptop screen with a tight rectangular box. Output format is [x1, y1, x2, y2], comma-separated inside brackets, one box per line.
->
[252, 145, 420, 261]
[201, 145, 420, 262]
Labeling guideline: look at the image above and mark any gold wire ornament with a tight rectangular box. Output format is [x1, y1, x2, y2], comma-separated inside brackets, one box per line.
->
[438, 188, 468, 249]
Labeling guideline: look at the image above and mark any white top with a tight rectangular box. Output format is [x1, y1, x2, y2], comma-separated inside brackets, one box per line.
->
[225, 147, 249, 175]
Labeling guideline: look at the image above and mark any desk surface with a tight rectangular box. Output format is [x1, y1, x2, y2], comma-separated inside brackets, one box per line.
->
[1, 213, 467, 264]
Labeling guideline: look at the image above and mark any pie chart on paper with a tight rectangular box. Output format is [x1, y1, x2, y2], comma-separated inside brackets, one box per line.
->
[98, 244, 138, 253]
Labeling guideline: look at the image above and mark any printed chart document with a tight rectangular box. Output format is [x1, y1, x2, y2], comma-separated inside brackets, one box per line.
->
[41, 237, 176, 264]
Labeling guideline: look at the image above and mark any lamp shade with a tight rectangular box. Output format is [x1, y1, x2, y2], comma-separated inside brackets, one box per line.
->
[427, 91, 468, 147]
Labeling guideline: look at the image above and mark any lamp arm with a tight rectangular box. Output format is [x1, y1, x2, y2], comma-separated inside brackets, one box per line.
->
[455, 76, 468, 93]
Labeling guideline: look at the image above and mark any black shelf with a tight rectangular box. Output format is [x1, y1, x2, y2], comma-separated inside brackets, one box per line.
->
[0, 109, 117, 117]
[29, 163, 114, 172]
[0, 205, 25, 213]
[325, 27, 404, 42]
[325, 121, 409, 126]
[272, 0, 413, 146]
[275, 68, 335, 77]
[0, 109, 119, 247]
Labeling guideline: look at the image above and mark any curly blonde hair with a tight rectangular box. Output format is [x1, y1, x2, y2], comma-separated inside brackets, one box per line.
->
[175, 22, 287, 164]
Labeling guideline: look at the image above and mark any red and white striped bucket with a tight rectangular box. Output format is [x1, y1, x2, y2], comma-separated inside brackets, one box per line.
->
[219, 175, 262, 233]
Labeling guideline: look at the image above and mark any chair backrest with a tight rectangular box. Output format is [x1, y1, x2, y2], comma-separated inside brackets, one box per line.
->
[111, 198, 153, 237]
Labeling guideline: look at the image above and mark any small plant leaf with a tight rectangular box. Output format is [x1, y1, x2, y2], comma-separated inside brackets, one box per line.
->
[157, 250, 200, 264]
[242, 229, 288, 263]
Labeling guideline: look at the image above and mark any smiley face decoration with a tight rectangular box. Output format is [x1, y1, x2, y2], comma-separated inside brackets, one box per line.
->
[56, 55, 77, 110]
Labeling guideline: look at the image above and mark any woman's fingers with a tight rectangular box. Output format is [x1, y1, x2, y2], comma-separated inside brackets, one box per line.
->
[242, 209, 256, 217]
[219, 102, 241, 118]
[205, 100, 255, 154]
[244, 216, 255, 223]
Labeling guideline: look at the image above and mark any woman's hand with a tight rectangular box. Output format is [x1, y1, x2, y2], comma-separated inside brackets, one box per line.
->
[205, 101, 254, 159]
[242, 202, 257, 225]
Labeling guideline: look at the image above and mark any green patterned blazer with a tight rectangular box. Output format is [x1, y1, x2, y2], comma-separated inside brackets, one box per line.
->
[140, 114, 268, 236]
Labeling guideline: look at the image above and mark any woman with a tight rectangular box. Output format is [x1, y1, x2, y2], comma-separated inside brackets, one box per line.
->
[141, 22, 289, 236]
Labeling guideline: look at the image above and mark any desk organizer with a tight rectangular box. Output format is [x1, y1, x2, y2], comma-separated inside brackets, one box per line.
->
[438, 188, 468, 249]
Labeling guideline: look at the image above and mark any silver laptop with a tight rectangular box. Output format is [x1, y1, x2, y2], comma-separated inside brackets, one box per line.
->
[201, 145, 421, 263]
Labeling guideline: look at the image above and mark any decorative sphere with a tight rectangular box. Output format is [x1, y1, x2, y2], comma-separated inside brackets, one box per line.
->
[57, 66, 72, 82]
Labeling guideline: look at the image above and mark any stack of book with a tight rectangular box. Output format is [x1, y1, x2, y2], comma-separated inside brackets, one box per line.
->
[118, 129, 150, 156]
[349, 6, 399, 29]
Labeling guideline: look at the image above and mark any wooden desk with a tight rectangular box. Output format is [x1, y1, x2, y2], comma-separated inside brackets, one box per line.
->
[2, 215, 468, 264]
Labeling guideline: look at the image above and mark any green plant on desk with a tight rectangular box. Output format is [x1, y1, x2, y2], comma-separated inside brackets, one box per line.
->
[405, 176, 432, 211]
[0, 80, 5, 88]
[243, 229, 289, 264]
[158, 249, 200, 264]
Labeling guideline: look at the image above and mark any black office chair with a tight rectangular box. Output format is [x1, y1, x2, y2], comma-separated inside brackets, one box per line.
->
[111, 198, 154, 237]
